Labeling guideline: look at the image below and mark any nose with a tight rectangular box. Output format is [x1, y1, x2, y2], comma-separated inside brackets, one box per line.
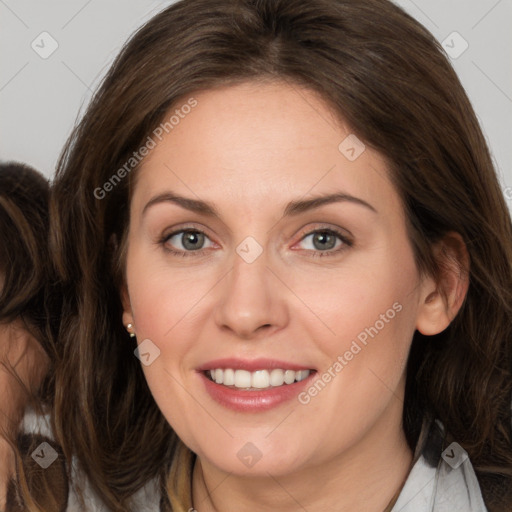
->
[213, 246, 288, 340]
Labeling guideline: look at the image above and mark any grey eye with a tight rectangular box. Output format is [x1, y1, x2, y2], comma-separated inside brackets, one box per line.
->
[166, 230, 212, 251]
[300, 231, 343, 251]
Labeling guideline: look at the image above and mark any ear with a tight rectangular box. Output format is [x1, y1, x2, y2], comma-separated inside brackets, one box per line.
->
[121, 282, 134, 329]
[111, 232, 134, 331]
[416, 232, 470, 336]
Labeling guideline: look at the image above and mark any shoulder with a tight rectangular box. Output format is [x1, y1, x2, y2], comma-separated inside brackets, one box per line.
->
[6, 408, 68, 511]
[392, 419, 488, 512]
[10, 407, 162, 512]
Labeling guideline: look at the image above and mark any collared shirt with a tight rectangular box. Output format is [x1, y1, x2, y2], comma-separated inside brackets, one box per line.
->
[391, 418, 488, 512]
[13, 409, 488, 511]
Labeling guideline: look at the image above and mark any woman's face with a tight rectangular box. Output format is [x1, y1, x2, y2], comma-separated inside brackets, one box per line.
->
[123, 81, 431, 476]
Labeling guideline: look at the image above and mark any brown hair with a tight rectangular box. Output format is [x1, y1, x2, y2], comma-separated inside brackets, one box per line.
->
[0, 162, 63, 510]
[0, 162, 50, 339]
[47, 0, 512, 511]
[0, 161, 53, 410]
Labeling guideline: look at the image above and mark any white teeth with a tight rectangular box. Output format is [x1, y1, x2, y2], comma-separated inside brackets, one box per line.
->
[206, 368, 311, 389]
[296, 370, 310, 382]
[283, 370, 296, 384]
[269, 369, 285, 386]
[252, 370, 270, 389]
[234, 369, 252, 388]
[223, 368, 235, 386]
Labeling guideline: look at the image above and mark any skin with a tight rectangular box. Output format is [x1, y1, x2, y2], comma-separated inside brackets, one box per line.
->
[0, 315, 49, 509]
[122, 81, 469, 512]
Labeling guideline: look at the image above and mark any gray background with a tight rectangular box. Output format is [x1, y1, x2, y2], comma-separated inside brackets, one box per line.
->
[1, 0, 511, 211]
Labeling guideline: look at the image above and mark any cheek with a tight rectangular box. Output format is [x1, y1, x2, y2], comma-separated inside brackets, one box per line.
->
[126, 255, 216, 364]
[127, 251, 204, 334]
[293, 249, 418, 357]
[295, 245, 419, 411]
[125, 258, 210, 431]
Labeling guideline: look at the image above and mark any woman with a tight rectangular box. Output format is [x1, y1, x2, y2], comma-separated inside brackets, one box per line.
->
[0, 162, 64, 510]
[46, 0, 512, 510]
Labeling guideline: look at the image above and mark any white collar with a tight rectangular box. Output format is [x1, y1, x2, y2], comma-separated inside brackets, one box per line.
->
[392, 420, 488, 512]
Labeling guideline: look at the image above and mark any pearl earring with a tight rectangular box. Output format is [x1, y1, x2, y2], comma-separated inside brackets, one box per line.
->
[126, 323, 136, 338]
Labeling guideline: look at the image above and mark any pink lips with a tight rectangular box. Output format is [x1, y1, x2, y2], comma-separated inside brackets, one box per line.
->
[196, 357, 314, 372]
[196, 358, 316, 412]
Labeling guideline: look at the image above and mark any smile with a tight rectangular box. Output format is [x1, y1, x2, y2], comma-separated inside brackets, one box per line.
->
[205, 368, 311, 390]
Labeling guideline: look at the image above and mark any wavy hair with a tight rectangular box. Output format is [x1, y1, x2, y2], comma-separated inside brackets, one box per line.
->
[0, 162, 50, 339]
[0, 162, 64, 511]
[0, 161, 53, 416]
[45, 0, 512, 510]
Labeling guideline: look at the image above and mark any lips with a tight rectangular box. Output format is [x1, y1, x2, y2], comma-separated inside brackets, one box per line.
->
[196, 358, 317, 411]
[196, 357, 315, 373]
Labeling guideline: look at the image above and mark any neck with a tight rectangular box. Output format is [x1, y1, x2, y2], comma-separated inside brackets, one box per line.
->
[192, 395, 413, 512]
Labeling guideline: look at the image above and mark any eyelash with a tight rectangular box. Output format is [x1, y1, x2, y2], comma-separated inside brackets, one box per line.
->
[159, 225, 353, 259]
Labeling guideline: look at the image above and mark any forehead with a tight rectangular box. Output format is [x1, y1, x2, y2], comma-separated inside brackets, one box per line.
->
[132, 81, 398, 218]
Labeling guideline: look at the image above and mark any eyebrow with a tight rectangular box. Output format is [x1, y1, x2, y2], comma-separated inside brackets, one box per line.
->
[142, 191, 377, 218]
